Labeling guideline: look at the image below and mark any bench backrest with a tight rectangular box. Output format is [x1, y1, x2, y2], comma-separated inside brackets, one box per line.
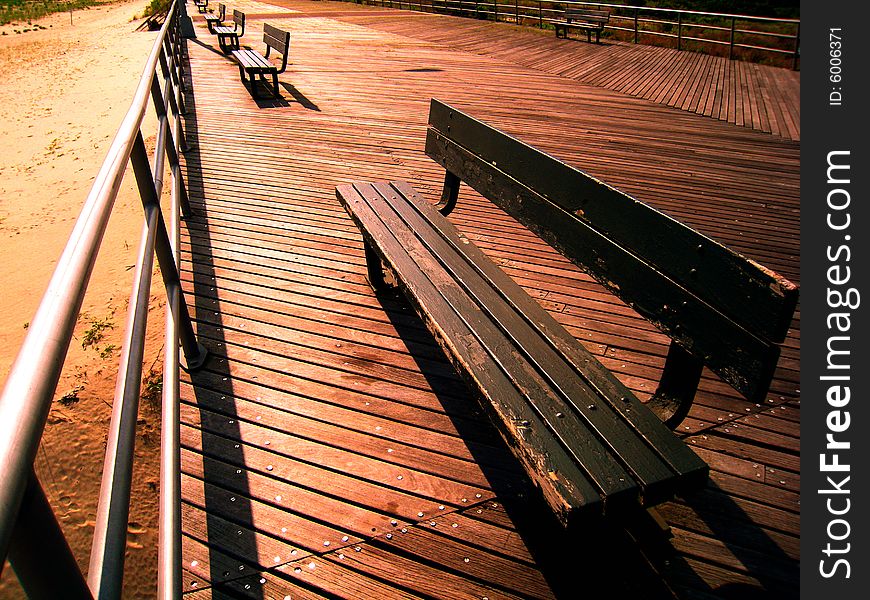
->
[424, 99, 798, 403]
[566, 8, 610, 25]
[263, 23, 291, 56]
[217, 3, 225, 20]
[232, 9, 245, 33]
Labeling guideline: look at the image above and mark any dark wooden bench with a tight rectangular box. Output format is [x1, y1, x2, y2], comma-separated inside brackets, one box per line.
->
[203, 2, 225, 34]
[335, 99, 798, 526]
[231, 23, 290, 99]
[553, 8, 610, 43]
[212, 9, 245, 54]
[193, 0, 209, 14]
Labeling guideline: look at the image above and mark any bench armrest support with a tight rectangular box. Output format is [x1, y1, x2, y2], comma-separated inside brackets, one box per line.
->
[647, 341, 704, 429]
[436, 170, 460, 216]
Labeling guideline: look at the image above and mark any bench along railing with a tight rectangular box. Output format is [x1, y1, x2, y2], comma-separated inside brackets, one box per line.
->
[345, 0, 800, 69]
[338, 99, 798, 525]
[0, 2, 205, 599]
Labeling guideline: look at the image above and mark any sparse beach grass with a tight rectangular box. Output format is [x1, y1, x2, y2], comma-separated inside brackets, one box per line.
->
[0, 2, 164, 597]
[0, 0, 105, 26]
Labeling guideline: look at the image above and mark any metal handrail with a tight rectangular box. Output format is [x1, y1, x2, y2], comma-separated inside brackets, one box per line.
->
[350, 0, 800, 68]
[0, 2, 204, 598]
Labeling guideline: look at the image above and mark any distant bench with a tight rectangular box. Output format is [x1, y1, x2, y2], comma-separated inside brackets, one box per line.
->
[336, 99, 798, 525]
[193, 0, 209, 14]
[213, 9, 245, 54]
[553, 8, 610, 43]
[204, 2, 225, 34]
[232, 23, 290, 99]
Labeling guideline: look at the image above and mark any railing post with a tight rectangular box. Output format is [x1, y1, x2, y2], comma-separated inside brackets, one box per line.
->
[634, 7, 639, 44]
[494, 0, 498, 22]
[150, 77, 191, 217]
[729, 16, 735, 60]
[538, 1, 542, 29]
[792, 21, 800, 70]
[158, 126, 185, 600]
[514, 0, 518, 23]
[677, 12, 682, 51]
[129, 134, 208, 371]
[88, 194, 160, 600]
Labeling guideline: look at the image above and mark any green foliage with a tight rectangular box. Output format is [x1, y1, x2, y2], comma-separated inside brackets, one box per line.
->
[99, 344, 118, 359]
[81, 315, 115, 351]
[142, 0, 170, 18]
[0, 1, 105, 27]
[140, 368, 163, 411]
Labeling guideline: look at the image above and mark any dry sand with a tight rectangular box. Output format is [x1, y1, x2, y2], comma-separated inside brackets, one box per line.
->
[1, 2, 175, 597]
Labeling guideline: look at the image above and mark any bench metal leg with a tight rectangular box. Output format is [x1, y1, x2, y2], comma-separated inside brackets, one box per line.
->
[647, 341, 704, 429]
[272, 72, 279, 97]
[363, 241, 391, 293]
[251, 72, 260, 100]
[436, 170, 460, 216]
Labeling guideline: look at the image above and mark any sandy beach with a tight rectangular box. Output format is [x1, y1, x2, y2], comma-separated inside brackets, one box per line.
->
[1, 2, 170, 597]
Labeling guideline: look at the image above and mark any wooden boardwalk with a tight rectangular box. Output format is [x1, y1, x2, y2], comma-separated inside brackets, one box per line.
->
[178, 2, 800, 598]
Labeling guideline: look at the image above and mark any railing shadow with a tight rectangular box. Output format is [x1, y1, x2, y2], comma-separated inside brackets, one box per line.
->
[177, 27, 265, 599]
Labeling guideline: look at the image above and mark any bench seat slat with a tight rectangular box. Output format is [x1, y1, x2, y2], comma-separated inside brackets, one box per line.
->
[233, 49, 273, 71]
[379, 182, 693, 503]
[388, 180, 709, 493]
[338, 182, 606, 521]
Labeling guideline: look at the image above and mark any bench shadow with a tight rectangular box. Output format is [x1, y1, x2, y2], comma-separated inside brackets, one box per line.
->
[178, 30, 265, 600]
[279, 82, 321, 111]
[374, 285, 799, 598]
[371, 287, 676, 599]
[188, 36, 233, 59]
[228, 75, 319, 111]
[637, 478, 799, 598]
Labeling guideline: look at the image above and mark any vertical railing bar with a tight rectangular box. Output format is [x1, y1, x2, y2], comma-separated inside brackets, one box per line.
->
[129, 134, 207, 371]
[633, 7, 638, 43]
[677, 11, 682, 51]
[8, 472, 93, 599]
[150, 77, 191, 217]
[158, 87, 184, 600]
[87, 180, 160, 600]
[729, 16, 735, 60]
[792, 21, 799, 70]
[159, 10, 184, 596]
[162, 36, 186, 115]
[158, 50, 186, 122]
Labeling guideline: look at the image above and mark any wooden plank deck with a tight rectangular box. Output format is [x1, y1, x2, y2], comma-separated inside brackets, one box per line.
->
[178, 2, 800, 597]
[267, 1, 800, 141]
